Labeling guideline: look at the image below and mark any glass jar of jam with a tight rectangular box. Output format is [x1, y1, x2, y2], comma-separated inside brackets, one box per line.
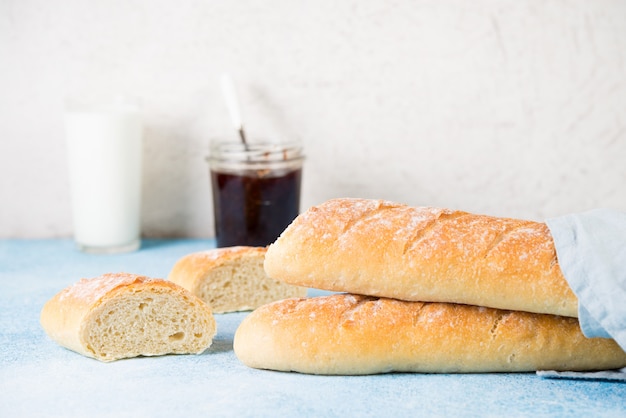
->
[207, 140, 304, 248]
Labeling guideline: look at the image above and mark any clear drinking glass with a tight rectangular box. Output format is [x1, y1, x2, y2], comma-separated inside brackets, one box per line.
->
[65, 97, 143, 253]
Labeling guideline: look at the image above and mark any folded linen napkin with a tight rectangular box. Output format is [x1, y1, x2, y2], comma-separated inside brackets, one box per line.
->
[539, 209, 626, 381]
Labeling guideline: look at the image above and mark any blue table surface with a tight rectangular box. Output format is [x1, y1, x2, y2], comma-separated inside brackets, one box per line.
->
[1, 239, 625, 418]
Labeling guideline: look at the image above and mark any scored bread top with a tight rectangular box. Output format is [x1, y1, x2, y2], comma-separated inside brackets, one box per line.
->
[265, 198, 578, 317]
[234, 294, 626, 375]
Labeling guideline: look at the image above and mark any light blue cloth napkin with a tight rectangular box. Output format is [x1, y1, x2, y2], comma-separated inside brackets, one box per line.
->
[540, 209, 626, 381]
[537, 368, 626, 381]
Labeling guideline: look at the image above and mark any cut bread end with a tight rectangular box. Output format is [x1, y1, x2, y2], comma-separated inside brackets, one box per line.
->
[41, 273, 216, 362]
[168, 246, 307, 314]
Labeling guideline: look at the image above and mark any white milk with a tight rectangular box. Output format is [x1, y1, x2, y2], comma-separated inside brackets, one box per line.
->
[65, 100, 143, 253]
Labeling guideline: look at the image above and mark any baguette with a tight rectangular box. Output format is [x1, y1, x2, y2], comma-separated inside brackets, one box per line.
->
[265, 198, 577, 317]
[40, 273, 216, 362]
[168, 246, 306, 313]
[234, 294, 626, 375]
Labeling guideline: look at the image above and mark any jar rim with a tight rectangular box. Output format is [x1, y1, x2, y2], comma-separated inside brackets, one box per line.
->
[207, 141, 304, 163]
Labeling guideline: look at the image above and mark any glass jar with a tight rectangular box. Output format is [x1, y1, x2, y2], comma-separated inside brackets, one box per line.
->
[207, 140, 304, 247]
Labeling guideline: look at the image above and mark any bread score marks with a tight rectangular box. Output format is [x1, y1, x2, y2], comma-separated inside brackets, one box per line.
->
[41, 273, 216, 362]
[264, 198, 577, 317]
[233, 294, 626, 375]
[299, 198, 449, 244]
[316, 199, 550, 267]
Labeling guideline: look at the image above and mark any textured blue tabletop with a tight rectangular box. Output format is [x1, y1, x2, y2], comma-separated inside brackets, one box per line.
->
[1, 239, 625, 417]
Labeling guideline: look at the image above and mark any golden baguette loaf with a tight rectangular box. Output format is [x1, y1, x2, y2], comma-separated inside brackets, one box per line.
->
[265, 198, 577, 317]
[234, 294, 626, 375]
[40, 273, 216, 362]
[168, 246, 307, 313]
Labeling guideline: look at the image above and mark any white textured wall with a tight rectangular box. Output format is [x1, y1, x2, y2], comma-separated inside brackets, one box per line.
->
[1, 0, 625, 238]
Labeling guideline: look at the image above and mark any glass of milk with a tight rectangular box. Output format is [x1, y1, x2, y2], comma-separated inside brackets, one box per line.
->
[64, 97, 143, 253]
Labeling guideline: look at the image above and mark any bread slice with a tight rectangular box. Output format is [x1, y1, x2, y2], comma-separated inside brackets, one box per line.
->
[167, 246, 307, 313]
[265, 198, 578, 317]
[234, 294, 626, 375]
[40, 273, 216, 362]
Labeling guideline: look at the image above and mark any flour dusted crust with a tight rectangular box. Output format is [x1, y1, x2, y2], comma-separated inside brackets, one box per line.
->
[234, 294, 626, 375]
[40, 273, 216, 362]
[168, 246, 306, 313]
[265, 198, 578, 317]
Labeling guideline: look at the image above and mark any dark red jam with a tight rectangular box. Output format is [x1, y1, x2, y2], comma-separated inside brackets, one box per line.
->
[211, 168, 302, 247]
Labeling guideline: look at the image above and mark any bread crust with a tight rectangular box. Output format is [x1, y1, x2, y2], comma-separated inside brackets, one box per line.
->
[40, 273, 216, 361]
[265, 198, 577, 317]
[168, 246, 267, 292]
[234, 294, 626, 375]
[168, 246, 306, 313]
